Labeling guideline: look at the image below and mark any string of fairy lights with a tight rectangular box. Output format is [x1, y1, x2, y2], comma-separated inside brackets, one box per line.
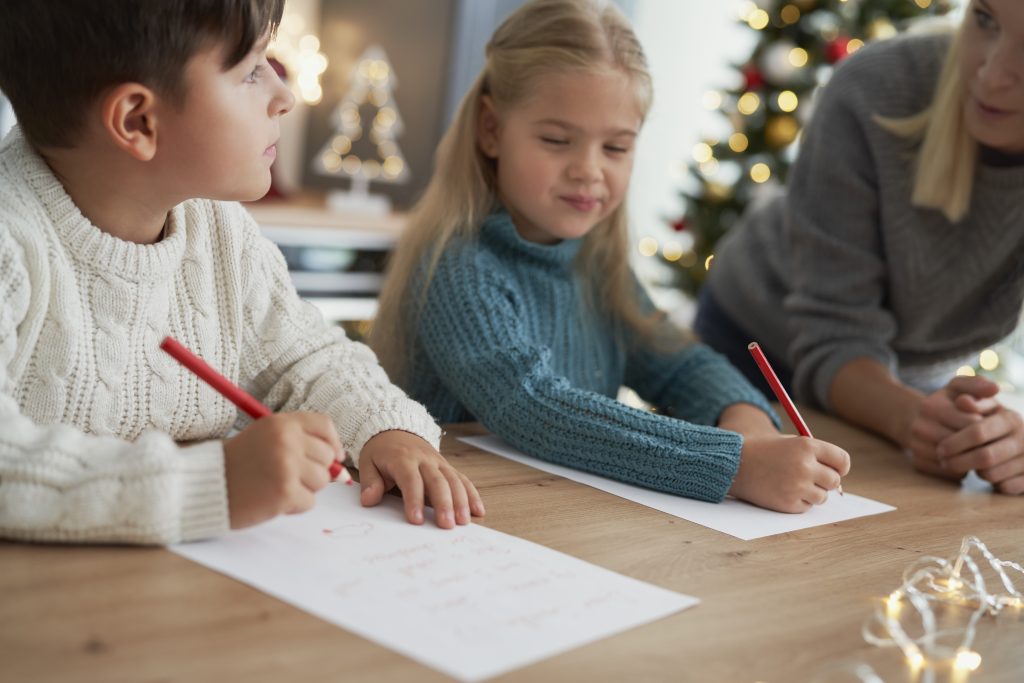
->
[857, 536, 1023, 680]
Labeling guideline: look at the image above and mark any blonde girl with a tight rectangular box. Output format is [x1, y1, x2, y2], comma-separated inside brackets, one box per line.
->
[374, 0, 849, 512]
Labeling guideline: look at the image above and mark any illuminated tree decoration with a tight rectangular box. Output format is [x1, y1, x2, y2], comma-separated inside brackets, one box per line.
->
[665, 0, 953, 295]
[315, 44, 410, 196]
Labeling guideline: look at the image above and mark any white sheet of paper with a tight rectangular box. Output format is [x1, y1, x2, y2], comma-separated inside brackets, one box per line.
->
[459, 435, 895, 541]
[172, 485, 698, 683]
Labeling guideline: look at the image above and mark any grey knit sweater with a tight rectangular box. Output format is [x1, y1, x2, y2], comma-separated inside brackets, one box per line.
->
[405, 210, 778, 504]
[707, 32, 1024, 409]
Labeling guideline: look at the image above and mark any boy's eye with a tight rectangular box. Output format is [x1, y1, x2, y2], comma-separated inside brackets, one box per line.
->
[245, 64, 266, 84]
[540, 137, 569, 146]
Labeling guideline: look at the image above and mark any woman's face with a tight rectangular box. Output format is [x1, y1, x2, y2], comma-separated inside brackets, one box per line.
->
[960, 0, 1024, 153]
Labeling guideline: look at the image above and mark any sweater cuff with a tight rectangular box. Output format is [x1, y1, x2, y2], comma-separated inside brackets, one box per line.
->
[176, 440, 231, 542]
[347, 408, 443, 468]
[674, 428, 744, 502]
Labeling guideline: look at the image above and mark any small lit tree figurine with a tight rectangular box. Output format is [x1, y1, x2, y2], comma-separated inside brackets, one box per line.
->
[315, 44, 410, 215]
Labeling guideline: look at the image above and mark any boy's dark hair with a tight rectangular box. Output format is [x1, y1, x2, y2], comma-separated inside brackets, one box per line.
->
[0, 0, 285, 148]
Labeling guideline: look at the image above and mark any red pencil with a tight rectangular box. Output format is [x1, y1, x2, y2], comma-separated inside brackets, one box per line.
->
[747, 342, 843, 495]
[159, 336, 352, 485]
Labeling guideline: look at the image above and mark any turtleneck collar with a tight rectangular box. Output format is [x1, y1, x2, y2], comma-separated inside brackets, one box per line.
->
[480, 208, 582, 268]
[980, 144, 1024, 169]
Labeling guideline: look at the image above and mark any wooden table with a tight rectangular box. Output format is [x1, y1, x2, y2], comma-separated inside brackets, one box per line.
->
[3, 410, 1022, 682]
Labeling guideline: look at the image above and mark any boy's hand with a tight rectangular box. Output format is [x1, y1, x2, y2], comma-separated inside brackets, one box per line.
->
[728, 434, 850, 513]
[223, 412, 343, 529]
[358, 430, 485, 529]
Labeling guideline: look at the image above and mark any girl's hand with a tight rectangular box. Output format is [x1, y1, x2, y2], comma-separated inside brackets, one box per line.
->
[358, 430, 486, 528]
[728, 434, 850, 513]
[937, 404, 1024, 495]
[908, 376, 1000, 482]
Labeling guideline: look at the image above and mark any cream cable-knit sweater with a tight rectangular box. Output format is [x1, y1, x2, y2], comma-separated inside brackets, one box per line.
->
[0, 127, 440, 545]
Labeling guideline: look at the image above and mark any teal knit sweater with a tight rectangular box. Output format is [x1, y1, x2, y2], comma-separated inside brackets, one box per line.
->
[407, 211, 778, 503]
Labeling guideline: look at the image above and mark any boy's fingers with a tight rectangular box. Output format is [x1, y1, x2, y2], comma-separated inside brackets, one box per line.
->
[391, 463, 426, 525]
[462, 473, 486, 517]
[295, 412, 346, 459]
[358, 460, 387, 507]
[283, 486, 317, 515]
[420, 464, 455, 529]
[298, 455, 331, 492]
[441, 466, 471, 525]
[303, 436, 335, 469]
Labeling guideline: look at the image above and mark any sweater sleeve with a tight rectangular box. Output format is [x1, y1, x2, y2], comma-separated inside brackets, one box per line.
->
[0, 227, 229, 545]
[418, 249, 746, 503]
[234, 209, 440, 466]
[622, 283, 780, 427]
[783, 50, 897, 409]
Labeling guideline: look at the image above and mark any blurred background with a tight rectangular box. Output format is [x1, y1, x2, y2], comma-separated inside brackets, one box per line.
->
[8, 0, 1017, 390]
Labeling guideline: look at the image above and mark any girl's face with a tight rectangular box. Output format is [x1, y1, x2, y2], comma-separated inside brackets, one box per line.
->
[960, 0, 1024, 153]
[477, 68, 643, 244]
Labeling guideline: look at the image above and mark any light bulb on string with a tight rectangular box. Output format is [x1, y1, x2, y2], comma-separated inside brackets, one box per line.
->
[862, 536, 1023, 673]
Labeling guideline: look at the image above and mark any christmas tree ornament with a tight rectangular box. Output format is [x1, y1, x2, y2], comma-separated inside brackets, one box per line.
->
[766, 115, 800, 148]
[315, 45, 410, 216]
[760, 40, 802, 84]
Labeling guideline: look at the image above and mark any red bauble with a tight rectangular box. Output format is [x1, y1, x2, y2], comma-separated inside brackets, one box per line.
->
[741, 64, 764, 91]
[826, 36, 852, 64]
[671, 217, 688, 232]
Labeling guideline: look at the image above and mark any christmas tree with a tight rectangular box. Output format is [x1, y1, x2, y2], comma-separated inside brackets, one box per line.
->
[667, 0, 954, 295]
[315, 44, 410, 198]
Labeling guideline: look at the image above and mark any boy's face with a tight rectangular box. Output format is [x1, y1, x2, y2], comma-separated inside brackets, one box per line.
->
[155, 34, 294, 201]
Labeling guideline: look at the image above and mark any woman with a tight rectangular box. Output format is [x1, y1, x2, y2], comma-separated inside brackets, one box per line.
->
[695, 0, 1024, 494]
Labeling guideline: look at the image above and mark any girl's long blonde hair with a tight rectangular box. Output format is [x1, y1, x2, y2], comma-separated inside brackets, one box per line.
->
[372, 0, 658, 385]
[876, 20, 976, 223]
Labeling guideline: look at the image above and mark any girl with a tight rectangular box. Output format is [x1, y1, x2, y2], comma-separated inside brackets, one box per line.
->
[696, 0, 1024, 494]
[373, 0, 849, 513]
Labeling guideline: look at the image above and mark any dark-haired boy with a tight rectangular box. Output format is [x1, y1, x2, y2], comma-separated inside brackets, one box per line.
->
[0, 1, 483, 544]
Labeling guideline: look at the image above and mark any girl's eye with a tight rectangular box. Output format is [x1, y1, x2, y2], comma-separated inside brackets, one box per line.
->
[540, 137, 569, 146]
[245, 64, 266, 84]
[605, 145, 629, 154]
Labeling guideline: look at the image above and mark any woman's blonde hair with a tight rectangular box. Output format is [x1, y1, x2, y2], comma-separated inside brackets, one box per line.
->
[372, 0, 657, 385]
[875, 21, 976, 223]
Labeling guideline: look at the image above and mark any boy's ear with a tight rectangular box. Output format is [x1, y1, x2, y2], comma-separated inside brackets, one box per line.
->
[100, 83, 159, 162]
[477, 95, 501, 159]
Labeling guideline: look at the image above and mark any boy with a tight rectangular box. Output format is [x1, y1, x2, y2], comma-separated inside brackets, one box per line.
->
[0, 0, 483, 544]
